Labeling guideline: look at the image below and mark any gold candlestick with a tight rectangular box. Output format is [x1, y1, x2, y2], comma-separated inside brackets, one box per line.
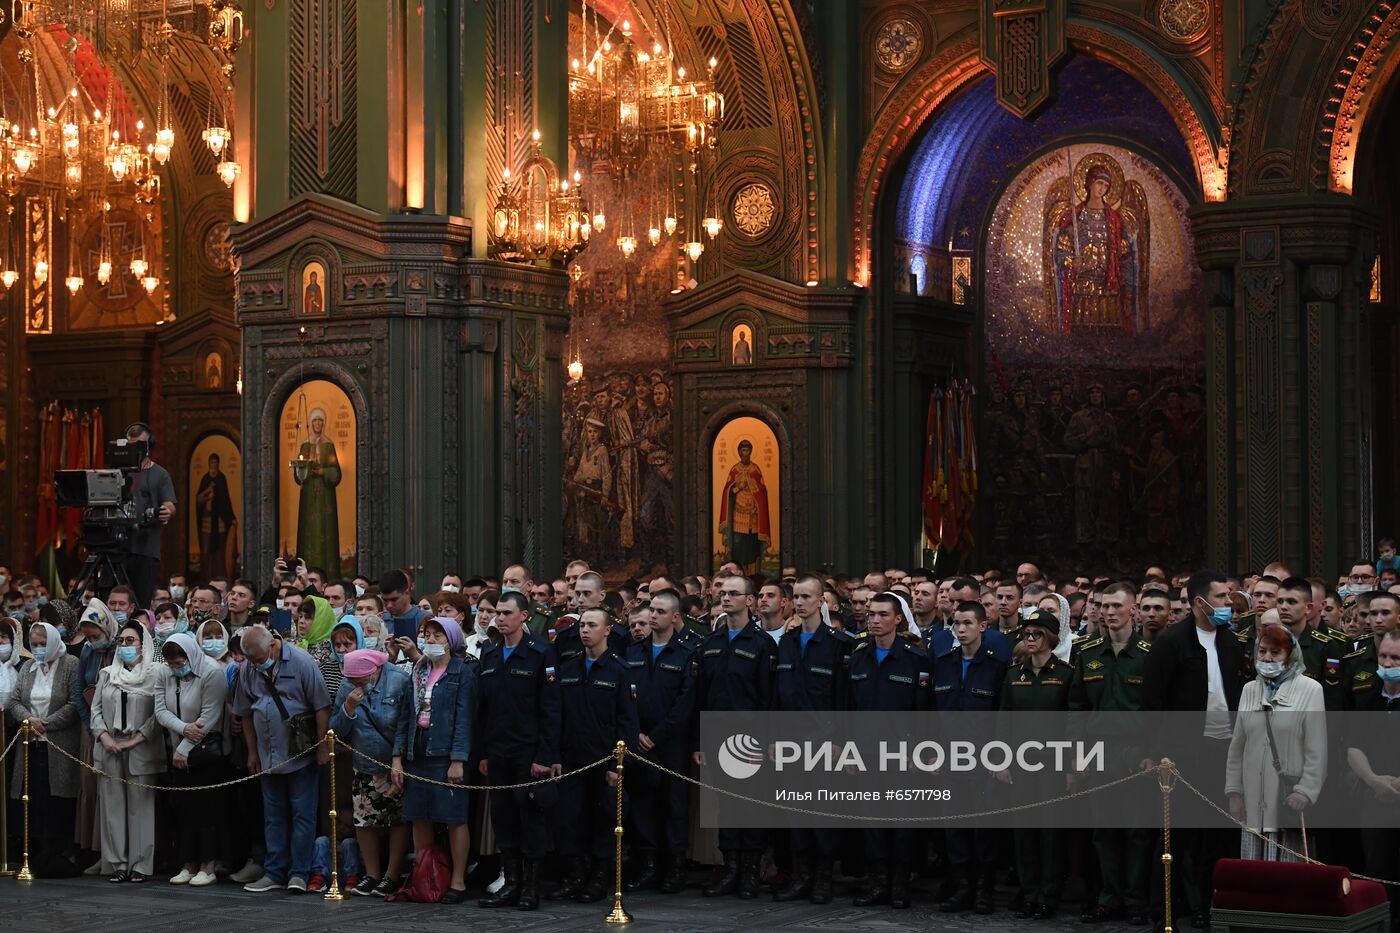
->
[324, 730, 344, 900]
[17, 721, 32, 882]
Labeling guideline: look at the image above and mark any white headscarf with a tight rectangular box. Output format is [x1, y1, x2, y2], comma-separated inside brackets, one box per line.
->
[161, 631, 208, 677]
[29, 621, 68, 669]
[195, 619, 230, 661]
[1048, 592, 1074, 662]
[881, 591, 922, 639]
[0, 617, 26, 706]
[104, 621, 157, 697]
[79, 597, 118, 644]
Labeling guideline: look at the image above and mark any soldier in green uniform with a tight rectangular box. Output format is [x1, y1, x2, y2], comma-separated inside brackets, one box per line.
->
[1341, 591, 1400, 710]
[1270, 577, 1348, 709]
[997, 609, 1073, 920]
[1068, 581, 1152, 926]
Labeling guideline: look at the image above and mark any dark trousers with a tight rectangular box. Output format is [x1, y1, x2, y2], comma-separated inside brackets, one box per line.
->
[1015, 827, 1067, 908]
[791, 827, 840, 858]
[123, 554, 159, 609]
[168, 764, 227, 865]
[1172, 737, 1232, 916]
[632, 751, 691, 857]
[718, 826, 768, 852]
[947, 777, 998, 873]
[1094, 828, 1150, 911]
[488, 757, 548, 859]
[557, 768, 618, 861]
[29, 750, 76, 865]
[864, 827, 917, 862]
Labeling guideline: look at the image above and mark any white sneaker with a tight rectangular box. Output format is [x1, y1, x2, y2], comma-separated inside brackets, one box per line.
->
[190, 870, 217, 887]
[170, 868, 194, 885]
[83, 859, 103, 876]
[486, 869, 506, 894]
[230, 860, 264, 884]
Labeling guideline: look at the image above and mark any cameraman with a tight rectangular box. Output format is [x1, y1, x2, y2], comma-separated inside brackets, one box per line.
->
[124, 422, 176, 608]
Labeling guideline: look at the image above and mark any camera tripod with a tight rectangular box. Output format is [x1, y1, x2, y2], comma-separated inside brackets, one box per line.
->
[68, 549, 131, 606]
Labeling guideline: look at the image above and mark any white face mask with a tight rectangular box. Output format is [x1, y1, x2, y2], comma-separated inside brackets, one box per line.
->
[441, 584, 461, 593]
[354, 584, 366, 597]
[169, 585, 187, 601]
[275, 599, 286, 610]
[1256, 660, 1286, 679]
[0, 644, 11, 661]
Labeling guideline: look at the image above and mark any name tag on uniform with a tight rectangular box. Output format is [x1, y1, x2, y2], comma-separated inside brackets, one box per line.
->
[934, 684, 951, 693]
[628, 659, 644, 668]
[810, 667, 833, 676]
[850, 673, 868, 681]
[560, 677, 581, 685]
[1042, 678, 1066, 686]
[481, 667, 498, 677]
[705, 648, 722, 657]
[594, 679, 617, 690]
[972, 688, 994, 698]
[1083, 674, 1104, 683]
[511, 668, 535, 678]
[735, 649, 757, 660]
[776, 662, 795, 671]
[1125, 676, 1143, 685]
[659, 662, 683, 672]
[888, 674, 913, 684]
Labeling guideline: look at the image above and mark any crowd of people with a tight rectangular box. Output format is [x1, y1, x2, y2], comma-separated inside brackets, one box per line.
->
[1, 545, 1399, 929]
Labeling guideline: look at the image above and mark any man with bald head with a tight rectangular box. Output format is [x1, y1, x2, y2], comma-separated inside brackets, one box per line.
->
[554, 571, 628, 662]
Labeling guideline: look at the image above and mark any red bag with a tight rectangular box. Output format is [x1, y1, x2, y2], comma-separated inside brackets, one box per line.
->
[386, 843, 451, 903]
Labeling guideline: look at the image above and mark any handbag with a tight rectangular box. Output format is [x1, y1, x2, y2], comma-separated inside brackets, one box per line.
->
[1263, 706, 1305, 829]
[261, 670, 318, 757]
[175, 677, 225, 768]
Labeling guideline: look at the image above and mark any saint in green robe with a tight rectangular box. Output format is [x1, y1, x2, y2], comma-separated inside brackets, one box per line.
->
[294, 437, 341, 572]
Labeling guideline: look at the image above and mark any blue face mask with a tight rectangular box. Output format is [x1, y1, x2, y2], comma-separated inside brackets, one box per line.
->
[31, 646, 48, 662]
[1210, 606, 1233, 627]
[112, 611, 129, 625]
[117, 646, 139, 665]
[363, 636, 379, 650]
[256, 656, 275, 673]
[1378, 666, 1400, 684]
[202, 639, 226, 658]
[89, 638, 113, 651]
[172, 664, 192, 677]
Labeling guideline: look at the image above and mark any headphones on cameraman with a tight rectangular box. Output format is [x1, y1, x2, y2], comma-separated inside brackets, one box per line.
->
[125, 421, 157, 453]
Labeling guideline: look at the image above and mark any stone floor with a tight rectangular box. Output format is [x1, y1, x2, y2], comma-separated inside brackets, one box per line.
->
[0, 875, 1166, 932]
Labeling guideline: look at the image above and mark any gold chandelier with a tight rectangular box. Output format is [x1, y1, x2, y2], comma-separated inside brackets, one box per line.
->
[487, 129, 591, 264]
[568, 3, 723, 261]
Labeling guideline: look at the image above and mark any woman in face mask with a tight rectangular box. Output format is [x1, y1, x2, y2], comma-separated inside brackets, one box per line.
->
[73, 597, 120, 867]
[9, 620, 81, 873]
[195, 619, 231, 666]
[358, 614, 387, 654]
[393, 616, 476, 902]
[90, 621, 165, 882]
[0, 615, 28, 708]
[155, 632, 230, 886]
[152, 602, 190, 650]
[1225, 619, 1327, 862]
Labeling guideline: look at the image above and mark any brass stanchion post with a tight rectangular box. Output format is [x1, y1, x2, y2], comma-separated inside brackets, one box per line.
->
[17, 720, 32, 882]
[1158, 758, 1177, 933]
[604, 740, 632, 924]
[0, 714, 11, 876]
[324, 731, 344, 900]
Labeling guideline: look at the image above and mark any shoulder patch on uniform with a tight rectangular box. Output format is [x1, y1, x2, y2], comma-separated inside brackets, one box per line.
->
[1355, 670, 1375, 682]
[1079, 637, 1104, 651]
[1086, 659, 1104, 671]
[853, 641, 869, 651]
[544, 666, 556, 682]
[1344, 646, 1370, 660]
[1137, 640, 1153, 652]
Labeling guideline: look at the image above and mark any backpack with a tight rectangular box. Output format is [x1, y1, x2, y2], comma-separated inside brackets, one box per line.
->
[386, 842, 451, 903]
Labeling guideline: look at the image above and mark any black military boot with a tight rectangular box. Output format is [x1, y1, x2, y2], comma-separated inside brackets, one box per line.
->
[890, 860, 911, 909]
[703, 850, 739, 897]
[737, 849, 762, 899]
[625, 849, 660, 892]
[516, 859, 541, 911]
[853, 859, 890, 907]
[809, 858, 834, 905]
[478, 855, 521, 908]
[939, 869, 975, 912]
[547, 857, 587, 900]
[658, 855, 687, 894]
[974, 870, 996, 914]
[577, 860, 612, 904]
[773, 852, 812, 902]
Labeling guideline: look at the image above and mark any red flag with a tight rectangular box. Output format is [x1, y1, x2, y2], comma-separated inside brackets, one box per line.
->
[922, 391, 942, 549]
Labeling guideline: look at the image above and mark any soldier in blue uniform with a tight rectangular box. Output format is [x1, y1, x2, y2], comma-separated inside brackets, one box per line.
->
[847, 592, 932, 908]
[772, 575, 855, 904]
[475, 591, 561, 911]
[934, 600, 1009, 914]
[550, 607, 641, 904]
[553, 571, 630, 661]
[694, 573, 776, 899]
[624, 589, 702, 893]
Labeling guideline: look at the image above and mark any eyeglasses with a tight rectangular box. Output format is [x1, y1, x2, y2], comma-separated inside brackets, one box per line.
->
[1022, 630, 1046, 641]
[116, 636, 140, 646]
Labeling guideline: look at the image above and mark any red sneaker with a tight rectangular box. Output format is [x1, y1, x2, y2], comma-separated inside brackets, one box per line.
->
[343, 873, 361, 892]
[308, 872, 327, 893]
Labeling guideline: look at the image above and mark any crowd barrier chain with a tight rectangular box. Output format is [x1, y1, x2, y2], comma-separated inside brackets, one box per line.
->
[7, 720, 1400, 927]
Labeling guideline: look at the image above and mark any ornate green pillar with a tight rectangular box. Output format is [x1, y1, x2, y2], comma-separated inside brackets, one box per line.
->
[233, 0, 570, 583]
[1191, 195, 1379, 577]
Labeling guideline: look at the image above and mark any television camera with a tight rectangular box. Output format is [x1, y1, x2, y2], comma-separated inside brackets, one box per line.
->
[54, 437, 157, 601]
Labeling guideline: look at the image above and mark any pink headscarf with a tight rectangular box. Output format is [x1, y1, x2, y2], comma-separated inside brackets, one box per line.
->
[342, 649, 389, 679]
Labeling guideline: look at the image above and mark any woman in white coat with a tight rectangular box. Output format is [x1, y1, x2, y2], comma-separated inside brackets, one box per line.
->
[90, 620, 165, 882]
[1225, 619, 1327, 862]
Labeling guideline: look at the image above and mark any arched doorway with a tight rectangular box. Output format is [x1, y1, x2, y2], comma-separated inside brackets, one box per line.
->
[877, 55, 1207, 574]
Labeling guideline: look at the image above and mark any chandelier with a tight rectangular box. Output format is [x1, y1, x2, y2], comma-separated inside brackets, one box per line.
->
[568, 3, 723, 263]
[487, 129, 591, 264]
[0, 0, 244, 303]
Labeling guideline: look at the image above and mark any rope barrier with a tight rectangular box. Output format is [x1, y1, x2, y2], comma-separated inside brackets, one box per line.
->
[345, 745, 614, 791]
[45, 730, 325, 791]
[630, 752, 1156, 822]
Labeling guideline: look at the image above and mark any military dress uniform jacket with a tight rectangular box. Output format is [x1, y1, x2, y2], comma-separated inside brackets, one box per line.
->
[1068, 634, 1152, 770]
[1342, 637, 1384, 711]
[1001, 657, 1074, 712]
[694, 620, 776, 718]
[847, 637, 933, 712]
[558, 651, 640, 769]
[626, 634, 700, 753]
[932, 642, 1009, 712]
[552, 619, 631, 664]
[474, 633, 561, 767]
[774, 623, 855, 712]
[1234, 623, 1347, 709]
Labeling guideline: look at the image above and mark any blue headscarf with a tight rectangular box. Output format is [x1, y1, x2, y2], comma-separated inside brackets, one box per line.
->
[331, 617, 365, 660]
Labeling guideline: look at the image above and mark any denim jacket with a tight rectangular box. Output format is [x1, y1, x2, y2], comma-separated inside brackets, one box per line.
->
[329, 663, 411, 775]
[393, 656, 476, 764]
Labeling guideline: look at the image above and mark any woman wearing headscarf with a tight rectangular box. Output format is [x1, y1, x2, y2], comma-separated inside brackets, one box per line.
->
[8, 620, 81, 872]
[330, 648, 412, 896]
[90, 620, 165, 881]
[1036, 591, 1077, 663]
[392, 616, 476, 902]
[1226, 619, 1327, 862]
[155, 631, 230, 885]
[72, 597, 119, 867]
[152, 602, 190, 650]
[325, 616, 366, 700]
[0, 615, 25, 708]
[297, 595, 337, 667]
